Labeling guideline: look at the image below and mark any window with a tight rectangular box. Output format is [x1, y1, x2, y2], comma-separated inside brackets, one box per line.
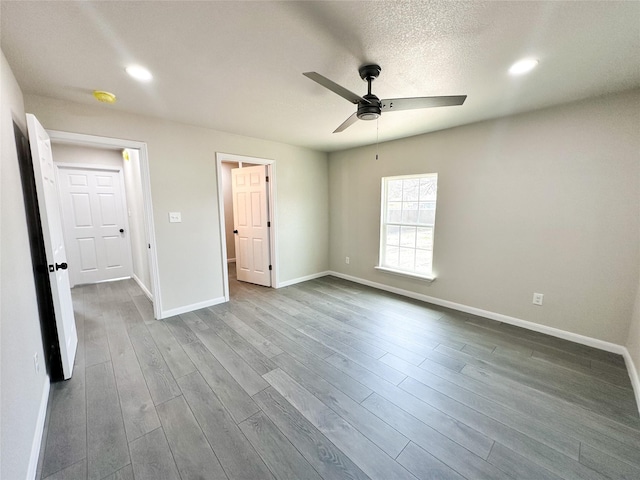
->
[377, 173, 438, 280]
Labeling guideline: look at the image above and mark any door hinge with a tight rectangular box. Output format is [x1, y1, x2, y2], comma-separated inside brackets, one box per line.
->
[269, 265, 272, 271]
[267, 221, 271, 227]
[266, 176, 269, 182]
[148, 244, 151, 249]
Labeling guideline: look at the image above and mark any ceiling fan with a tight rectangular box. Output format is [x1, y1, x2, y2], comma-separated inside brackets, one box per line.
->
[303, 64, 467, 133]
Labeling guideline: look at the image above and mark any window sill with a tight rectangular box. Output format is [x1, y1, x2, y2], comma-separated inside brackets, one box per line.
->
[374, 266, 436, 283]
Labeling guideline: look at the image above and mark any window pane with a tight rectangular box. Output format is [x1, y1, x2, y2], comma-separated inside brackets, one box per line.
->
[416, 227, 433, 250]
[385, 245, 400, 267]
[387, 201, 402, 223]
[401, 202, 419, 223]
[418, 202, 436, 224]
[399, 247, 415, 270]
[386, 225, 400, 246]
[415, 249, 432, 274]
[419, 177, 437, 201]
[400, 226, 416, 248]
[387, 180, 403, 201]
[403, 179, 420, 201]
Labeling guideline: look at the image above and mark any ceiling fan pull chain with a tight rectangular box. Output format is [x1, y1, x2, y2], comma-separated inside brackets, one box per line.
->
[376, 118, 380, 160]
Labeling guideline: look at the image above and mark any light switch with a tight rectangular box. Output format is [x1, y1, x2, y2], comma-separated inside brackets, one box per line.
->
[169, 212, 182, 223]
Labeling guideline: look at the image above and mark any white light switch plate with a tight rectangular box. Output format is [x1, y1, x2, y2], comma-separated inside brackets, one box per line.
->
[169, 212, 182, 223]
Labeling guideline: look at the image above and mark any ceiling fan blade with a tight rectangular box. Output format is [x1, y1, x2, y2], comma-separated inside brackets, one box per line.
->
[381, 95, 467, 112]
[333, 112, 359, 133]
[304, 72, 370, 105]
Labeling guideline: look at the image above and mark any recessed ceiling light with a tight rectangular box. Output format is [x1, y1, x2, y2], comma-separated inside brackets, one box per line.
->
[508, 58, 539, 76]
[126, 65, 153, 82]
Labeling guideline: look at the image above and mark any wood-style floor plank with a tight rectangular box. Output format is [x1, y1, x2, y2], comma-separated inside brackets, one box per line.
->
[239, 411, 323, 480]
[156, 395, 228, 479]
[177, 372, 275, 480]
[263, 368, 418, 480]
[253, 386, 372, 480]
[129, 428, 180, 480]
[85, 362, 130, 480]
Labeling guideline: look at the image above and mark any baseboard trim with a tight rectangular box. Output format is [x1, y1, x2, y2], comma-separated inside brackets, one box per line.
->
[277, 271, 332, 288]
[27, 377, 50, 480]
[132, 274, 153, 301]
[160, 296, 227, 319]
[622, 348, 640, 415]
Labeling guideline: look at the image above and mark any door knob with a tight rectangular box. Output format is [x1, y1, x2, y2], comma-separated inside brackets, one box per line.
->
[119, 228, 125, 233]
[55, 262, 68, 271]
[233, 230, 238, 234]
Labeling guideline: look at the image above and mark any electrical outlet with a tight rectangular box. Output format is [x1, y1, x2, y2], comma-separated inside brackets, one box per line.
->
[34, 353, 40, 374]
[532, 293, 544, 306]
[345, 256, 350, 264]
[169, 212, 182, 223]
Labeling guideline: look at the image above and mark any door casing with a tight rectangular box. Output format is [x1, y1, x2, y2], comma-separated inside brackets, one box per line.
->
[46, 130, 162, 320]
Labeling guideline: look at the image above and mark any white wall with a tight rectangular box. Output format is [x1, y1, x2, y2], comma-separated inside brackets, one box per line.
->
[329, 90, 640, 346]
[1, 50, 49, 480]
[25, 94, 329, 314]
[222, 162, 238, 261]
[51, 143, 122, 167]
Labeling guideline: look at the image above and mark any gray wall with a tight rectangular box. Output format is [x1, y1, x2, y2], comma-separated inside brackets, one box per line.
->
[123, 148, 152, 293]
[1, 50, 48, 480]
[329, 90, 640, 346]
[25, 94, 330, 314]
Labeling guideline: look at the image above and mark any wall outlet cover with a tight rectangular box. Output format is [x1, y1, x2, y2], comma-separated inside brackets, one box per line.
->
[169, 212, 182, 223]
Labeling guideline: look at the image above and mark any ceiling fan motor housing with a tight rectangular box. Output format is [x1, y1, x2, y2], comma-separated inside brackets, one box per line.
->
[357, 94, 381, 120]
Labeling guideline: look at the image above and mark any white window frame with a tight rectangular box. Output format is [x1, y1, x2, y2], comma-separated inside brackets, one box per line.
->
[376, 173, 438, 282]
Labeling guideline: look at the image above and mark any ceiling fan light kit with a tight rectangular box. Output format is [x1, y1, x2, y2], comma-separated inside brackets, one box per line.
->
[303, 63, 467, 133]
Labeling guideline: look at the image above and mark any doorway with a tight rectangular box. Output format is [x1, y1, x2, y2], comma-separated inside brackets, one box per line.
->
[216, 152, 278, 301]
[47, 130, 162, 319]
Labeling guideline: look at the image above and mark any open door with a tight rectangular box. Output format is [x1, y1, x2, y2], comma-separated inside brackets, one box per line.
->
[27, 114, 77, 379]
[232, 165, 271, 287]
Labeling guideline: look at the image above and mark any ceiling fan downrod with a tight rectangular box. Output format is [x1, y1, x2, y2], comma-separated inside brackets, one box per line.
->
[357, 64, 382, 121]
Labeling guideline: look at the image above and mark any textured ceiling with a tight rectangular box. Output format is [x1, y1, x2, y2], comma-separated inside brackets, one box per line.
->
[2, 1, 639, 152]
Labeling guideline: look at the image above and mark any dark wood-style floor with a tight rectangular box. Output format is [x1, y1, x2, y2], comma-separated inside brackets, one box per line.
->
[36, 265, 640, 480]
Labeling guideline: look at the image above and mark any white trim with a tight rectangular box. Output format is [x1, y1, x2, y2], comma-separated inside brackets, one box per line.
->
[46, 129, 162, 320]
[374, 266, 436, 283]
[215, 152, 278, 301]
[161, 296, 227, 318]
[277, 271, 332, 288]
[622, 349, 640, 414]
[27, 378, 50, 480]
[132, 273, 153, 301]
[327, 270, 626, 355]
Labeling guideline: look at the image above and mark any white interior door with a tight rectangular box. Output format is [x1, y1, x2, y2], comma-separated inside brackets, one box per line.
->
[232, 165, 271, 286]
[27, 114, 77, 380]
[57, 166, 133, 286]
